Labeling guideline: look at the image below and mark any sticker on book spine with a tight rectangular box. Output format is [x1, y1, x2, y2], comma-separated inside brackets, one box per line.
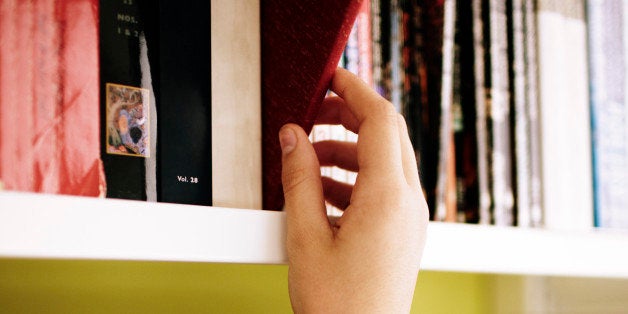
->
[105, 83, 150, 157]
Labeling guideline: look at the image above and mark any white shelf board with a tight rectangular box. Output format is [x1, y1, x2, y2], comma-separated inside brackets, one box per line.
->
[2, 191, 628, 279]
[422, 222, 628, 278]
[0, 192, 286, 264]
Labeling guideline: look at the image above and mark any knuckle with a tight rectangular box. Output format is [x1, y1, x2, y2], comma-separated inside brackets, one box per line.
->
[282, 166, 316, 196]
[396, 113, 408, 128]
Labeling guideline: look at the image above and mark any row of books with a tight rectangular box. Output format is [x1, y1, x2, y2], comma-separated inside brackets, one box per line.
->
[321, 0, 628, 229]
[0, 0, 362, 211]
[1, 0, 625, 230]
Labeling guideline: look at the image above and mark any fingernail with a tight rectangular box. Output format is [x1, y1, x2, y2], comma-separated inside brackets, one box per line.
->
[279, 127, 296, 154]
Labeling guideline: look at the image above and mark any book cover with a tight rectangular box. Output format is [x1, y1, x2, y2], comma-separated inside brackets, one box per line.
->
[100, 0, 212, 205]
[0, 0, 104, 197]
[262, 0, 363, 211]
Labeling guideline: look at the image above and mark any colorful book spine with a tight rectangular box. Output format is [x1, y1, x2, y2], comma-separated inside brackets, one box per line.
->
[434, 0, 456, 221]
[372, 0, 384, 95]
[378, 0, 393, 101]
[0, 0, 103, 197]
[262, 0, 363, 210]
[358, 0, 374, 88]
[389, 0, 404, 113]
[100, 0, 153, 201]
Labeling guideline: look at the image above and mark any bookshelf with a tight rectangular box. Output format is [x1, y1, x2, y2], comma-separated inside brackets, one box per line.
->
[2, 190, 628, 279]
[2, 0, 628, 302]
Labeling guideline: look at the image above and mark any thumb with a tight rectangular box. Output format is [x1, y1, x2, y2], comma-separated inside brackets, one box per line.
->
[279, 124, 331, 244]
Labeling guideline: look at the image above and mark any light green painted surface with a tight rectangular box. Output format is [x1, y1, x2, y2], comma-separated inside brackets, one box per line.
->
[0, 259, 492, 313]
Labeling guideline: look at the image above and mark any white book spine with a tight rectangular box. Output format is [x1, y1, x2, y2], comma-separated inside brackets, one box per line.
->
[512, 0, 531, 227]
[537, 0, 593, 230]
[525, 0, 543, 228]
[472, 0, 492, 225]
[489, 0, 514, 226]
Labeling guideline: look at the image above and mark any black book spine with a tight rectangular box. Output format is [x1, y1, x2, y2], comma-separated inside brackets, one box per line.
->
[154, 1, 212, 206]
[100, 0, 212, 205]
[100, 0, 152, 200]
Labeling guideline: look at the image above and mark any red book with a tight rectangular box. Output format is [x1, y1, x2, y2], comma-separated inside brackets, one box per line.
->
[262, 0, 363, 210]
[0, 0, 103, 196]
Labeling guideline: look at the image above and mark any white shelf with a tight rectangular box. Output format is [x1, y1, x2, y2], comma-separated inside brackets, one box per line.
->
[0, 192, 286, 264]
[2, 191, 628, 279]
[421, 222, 628, 278]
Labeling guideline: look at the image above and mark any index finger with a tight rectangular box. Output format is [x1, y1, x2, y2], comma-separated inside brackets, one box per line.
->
[330, 68, 393, 122]
[329, 68, 404, 182]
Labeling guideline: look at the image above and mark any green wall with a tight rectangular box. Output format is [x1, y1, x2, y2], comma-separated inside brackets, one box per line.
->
[0, 259, 491, 313]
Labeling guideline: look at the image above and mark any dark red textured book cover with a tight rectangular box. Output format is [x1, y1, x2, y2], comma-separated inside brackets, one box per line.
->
[0, 0, 104, 196]
[262, 0, 363, 211]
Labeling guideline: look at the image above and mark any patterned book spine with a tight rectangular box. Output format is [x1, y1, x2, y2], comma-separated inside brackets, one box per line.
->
[372, 0, 384, 95]
[358, 0, 374, 88]
[0, 0, 103, 196]
[390, 0, 404, 113]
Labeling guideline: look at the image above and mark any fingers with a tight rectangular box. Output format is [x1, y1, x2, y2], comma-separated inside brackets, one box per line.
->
[316, 96, 360, 133]
[397, 115, 421, 189]
[330, 68, 390, 122]
[314, 140, 358, 172]
[330, 68, 404, 183]
[280, 124, 332, 245]
[321, 177, 353, 210]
